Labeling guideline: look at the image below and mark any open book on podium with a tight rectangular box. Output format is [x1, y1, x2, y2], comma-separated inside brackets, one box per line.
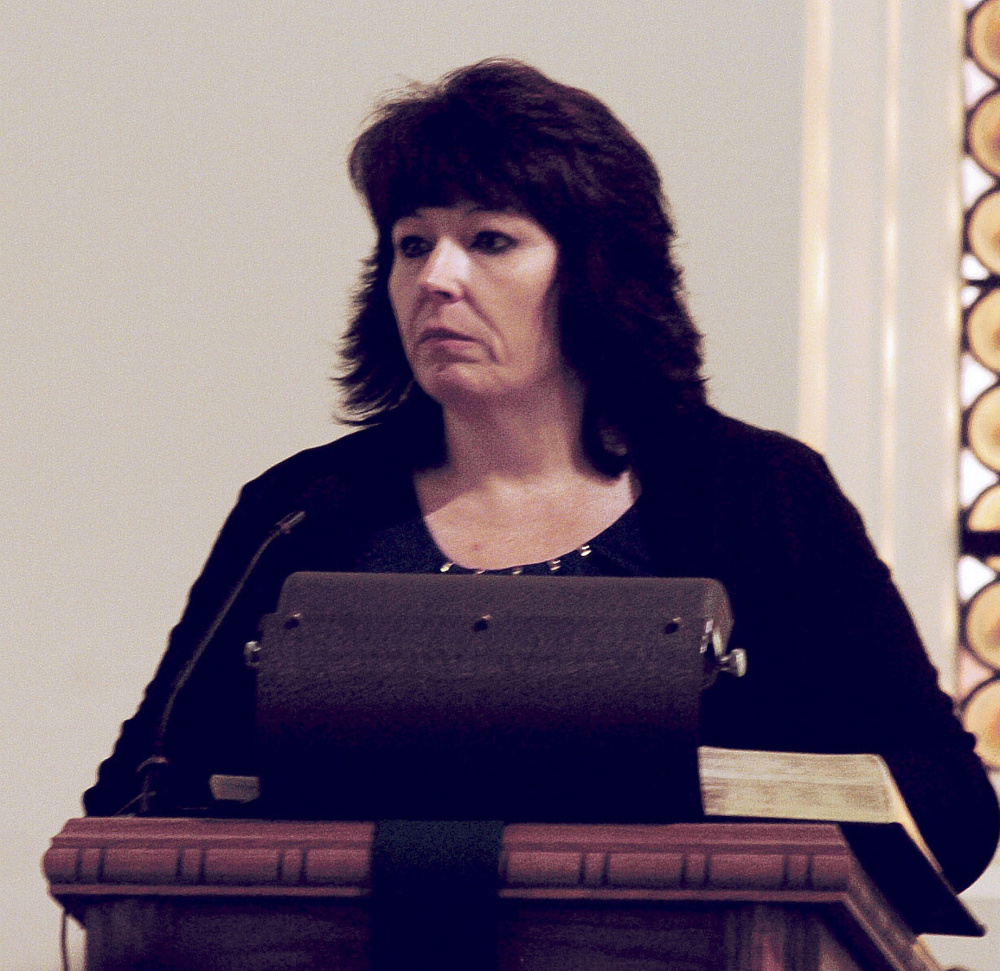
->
[696, 746, 982, 936]
[213, 571, 980, 936]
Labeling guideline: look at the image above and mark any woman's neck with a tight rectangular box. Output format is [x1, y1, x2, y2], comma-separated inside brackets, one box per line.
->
[413, 389, 637, 569]
[437, 383, 590, 488]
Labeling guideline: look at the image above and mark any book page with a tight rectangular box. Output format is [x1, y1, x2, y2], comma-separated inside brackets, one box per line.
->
[698, 746, 896, 822]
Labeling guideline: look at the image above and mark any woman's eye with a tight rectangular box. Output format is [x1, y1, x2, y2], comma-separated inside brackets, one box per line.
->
[396, 235, 431, 258]
[472, 231, 514, 253]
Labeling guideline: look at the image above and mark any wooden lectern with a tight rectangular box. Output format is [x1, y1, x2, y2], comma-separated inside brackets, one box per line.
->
[44, 818, 947, 971]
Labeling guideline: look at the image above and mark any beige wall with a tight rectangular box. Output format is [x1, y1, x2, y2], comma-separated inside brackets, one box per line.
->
[4, 1, 992, 967]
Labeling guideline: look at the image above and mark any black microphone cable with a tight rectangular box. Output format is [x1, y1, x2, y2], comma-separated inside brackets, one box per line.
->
[129, 510, 306, 816]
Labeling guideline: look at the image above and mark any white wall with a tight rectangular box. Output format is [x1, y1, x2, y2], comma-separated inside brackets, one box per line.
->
[5, 1, 990, 968]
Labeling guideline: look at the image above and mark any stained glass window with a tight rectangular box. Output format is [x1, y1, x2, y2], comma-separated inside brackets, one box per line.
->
[959, 0, 1000, 769]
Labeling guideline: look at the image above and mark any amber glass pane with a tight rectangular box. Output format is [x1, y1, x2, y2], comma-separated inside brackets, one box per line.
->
[969, 290, 1000, 370]
[965, 679, 1000, 768]
[971, 0, 1000, 80]
[966, 582, 1000, 668]
[969, 192, 1000, 276]
[968, 386, 1000, 471]
[968, 486, 1000, 569]
[969, 483, 1000, 530]
[971, 93, 1000, 178]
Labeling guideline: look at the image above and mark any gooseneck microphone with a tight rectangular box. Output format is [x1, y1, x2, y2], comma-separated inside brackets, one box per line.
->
[133, 510, 306, 816]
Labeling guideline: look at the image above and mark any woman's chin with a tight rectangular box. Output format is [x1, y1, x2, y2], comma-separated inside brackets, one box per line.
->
[418, 379, 502, 414]
[412, 361, 497, 408]
[415, 363, 581, 418]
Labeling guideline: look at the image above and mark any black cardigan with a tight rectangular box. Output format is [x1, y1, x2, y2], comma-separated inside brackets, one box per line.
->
[83, 406, 1000, 892]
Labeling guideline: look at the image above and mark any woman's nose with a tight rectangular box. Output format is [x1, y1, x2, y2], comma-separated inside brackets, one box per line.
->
[419, 239, 468, 297]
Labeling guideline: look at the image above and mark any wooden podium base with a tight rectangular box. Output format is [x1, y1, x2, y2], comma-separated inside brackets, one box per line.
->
[44, 819, 944, 971]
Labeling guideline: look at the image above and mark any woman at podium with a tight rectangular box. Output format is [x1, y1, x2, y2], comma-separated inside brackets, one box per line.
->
[84, 59, 999, 894]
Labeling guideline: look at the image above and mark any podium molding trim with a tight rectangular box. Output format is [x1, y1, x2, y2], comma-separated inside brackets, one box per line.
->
[44, 819, 943, 971]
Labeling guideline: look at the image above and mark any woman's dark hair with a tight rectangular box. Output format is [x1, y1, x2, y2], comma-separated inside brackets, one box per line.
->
[340, 58, 706, 473]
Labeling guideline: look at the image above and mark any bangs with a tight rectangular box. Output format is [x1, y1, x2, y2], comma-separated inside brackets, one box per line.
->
[352, 100, 562, 233]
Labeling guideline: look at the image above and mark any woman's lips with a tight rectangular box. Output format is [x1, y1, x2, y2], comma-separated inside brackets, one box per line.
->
[414, 326, 481, 354]
[417, 325, 475, 345]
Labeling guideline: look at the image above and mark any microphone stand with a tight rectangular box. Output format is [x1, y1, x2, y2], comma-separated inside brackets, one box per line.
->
[135, 510, 305, 815]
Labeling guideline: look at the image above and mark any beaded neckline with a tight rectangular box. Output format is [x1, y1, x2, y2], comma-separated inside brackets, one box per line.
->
[439, 543, 593, 576]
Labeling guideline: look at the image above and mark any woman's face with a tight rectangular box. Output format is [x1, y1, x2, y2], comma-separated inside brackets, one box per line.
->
[388, 202, 570, 412]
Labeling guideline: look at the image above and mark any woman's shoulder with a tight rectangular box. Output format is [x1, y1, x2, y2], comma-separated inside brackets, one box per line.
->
[214, 421, 414, 539]
[678, 407, 834, 497]
[243, 421, 405, 495]
[696, 407, 825, 465]
[663, 407, 865, 552]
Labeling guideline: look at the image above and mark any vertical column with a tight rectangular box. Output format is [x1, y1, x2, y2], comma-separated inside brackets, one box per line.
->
[799, 0, 963, 682]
